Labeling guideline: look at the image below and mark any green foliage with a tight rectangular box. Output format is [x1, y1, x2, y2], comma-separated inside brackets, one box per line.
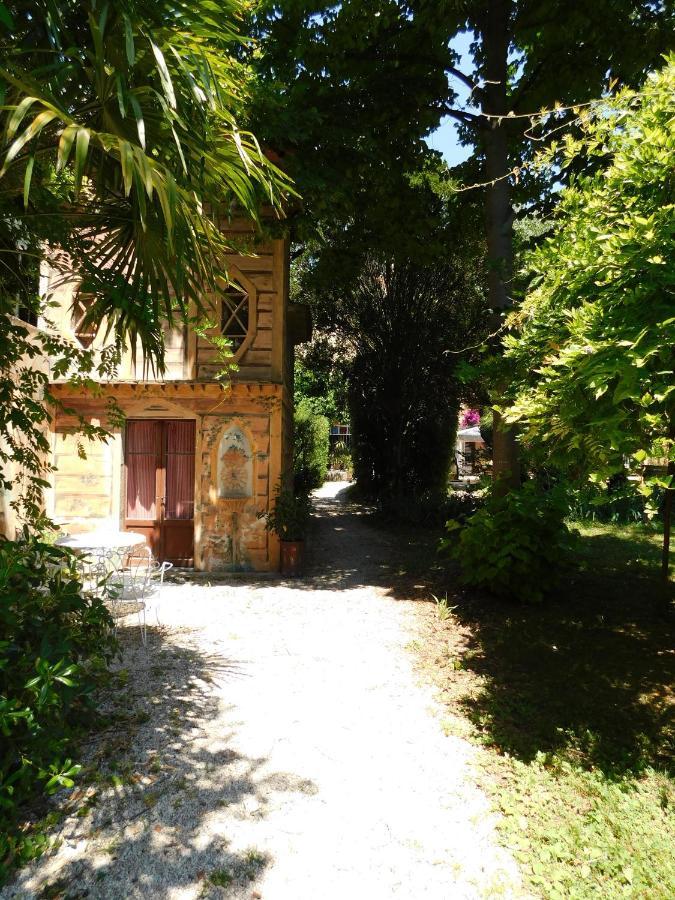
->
[329, 441, 352, 475]
[294, 349, 348, 423]
[293, 400, 329, 494]
[443, 482, 577, 603]
[261, 486, 311, 542]
[494, 757, 674, 900]
[0, 536, 117, 879]
[503, 58, 675, 490]
[0, 0, 291, 364]
[443, 490, 485, 526]
[569, 479, 665, 526]
[478, 410, 493, 452]
[250, 1, 453, 248]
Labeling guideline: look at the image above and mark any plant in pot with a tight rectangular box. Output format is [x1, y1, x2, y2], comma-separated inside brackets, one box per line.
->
[262, 485, 311, 575]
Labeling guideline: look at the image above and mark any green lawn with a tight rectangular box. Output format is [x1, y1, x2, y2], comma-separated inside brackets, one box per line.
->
[405, 520, 674, 899]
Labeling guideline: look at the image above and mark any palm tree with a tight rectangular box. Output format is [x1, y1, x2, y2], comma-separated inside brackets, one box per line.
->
[0, 0, 293, 363]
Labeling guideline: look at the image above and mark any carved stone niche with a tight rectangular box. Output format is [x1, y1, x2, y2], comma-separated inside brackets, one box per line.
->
[217, 425, 253, 503]
[211, 424, 255, 570]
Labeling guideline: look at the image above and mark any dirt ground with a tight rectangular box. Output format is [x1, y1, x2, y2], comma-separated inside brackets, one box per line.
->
[2, 482, 525, 900]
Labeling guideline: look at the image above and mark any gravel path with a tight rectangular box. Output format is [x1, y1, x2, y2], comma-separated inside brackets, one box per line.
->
[4, 483, 524, 900]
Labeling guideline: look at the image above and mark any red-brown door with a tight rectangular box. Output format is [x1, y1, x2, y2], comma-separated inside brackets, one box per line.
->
[124, 420, 195, 566]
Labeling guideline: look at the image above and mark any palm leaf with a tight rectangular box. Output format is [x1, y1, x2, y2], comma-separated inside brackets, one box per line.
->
[0, 0, 294, 368]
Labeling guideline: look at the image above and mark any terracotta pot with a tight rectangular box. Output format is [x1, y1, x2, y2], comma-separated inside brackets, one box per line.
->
[280, 540, 304, 576]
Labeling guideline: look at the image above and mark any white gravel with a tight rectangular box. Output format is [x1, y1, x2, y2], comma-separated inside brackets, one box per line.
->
[3, 482, 524, 900]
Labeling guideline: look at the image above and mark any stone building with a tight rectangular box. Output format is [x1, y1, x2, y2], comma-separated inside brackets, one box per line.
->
[41, 225, 309, 571]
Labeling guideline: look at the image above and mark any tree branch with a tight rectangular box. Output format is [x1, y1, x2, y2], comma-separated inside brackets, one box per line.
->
[446, 66, 480, 95]
[442, 106, 481, 127]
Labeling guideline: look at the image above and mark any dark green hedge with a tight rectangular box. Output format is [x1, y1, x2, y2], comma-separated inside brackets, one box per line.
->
[293, 399, 329, 493]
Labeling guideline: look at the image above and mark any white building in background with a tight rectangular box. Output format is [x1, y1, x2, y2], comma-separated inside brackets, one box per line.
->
[455, 425, 486, 477]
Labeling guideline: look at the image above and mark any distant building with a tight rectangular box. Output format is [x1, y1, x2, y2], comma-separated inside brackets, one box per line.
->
[455, 408, 487, 477]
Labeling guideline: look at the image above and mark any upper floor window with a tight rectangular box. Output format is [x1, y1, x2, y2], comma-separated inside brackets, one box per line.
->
[220, 283, 249, 354]
[16, 304, 38, 326]
[71, 292, 98, 348]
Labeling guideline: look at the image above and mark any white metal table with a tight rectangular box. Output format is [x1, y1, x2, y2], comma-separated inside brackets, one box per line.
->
[56, 530, 151, 643]
[55, 531, 147, 594]
[55, 531, 147, 554]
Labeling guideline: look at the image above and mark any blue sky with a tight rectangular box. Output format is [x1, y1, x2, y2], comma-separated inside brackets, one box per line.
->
[425, 31, 474, 168]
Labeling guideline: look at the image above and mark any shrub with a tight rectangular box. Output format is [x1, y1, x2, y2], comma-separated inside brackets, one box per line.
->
[261, 486, 312, 541]
[568, 480, 664, 525]
[378, 486, 486, 527]
[293, 399, 329, 493]
[442, 481, 577, 603]
[0, 537, 117, 879]
[329, 440, 352, 474]
[442, 489, 485, 525]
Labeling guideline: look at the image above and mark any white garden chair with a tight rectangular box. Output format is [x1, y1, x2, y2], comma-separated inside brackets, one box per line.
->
[143, 556, 174, 625]
[106, 546, 153, 645]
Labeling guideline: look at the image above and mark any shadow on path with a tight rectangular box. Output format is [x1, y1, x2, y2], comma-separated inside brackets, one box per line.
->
[4, 630, 315, 899]
[163, 482, 675, 780]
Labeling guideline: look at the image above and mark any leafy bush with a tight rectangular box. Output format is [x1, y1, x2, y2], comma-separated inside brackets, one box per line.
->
[329, 440, 352, 474]
[442, 489, 485, 525]
[569, 480, 664, 525]
[442, 481, 577, 603]
[0, 537, 116, 879]
[293, 399, 329, 493]
[262, 486, 312, 541]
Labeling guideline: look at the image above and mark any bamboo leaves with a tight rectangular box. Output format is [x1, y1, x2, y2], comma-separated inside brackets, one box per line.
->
[149, 38, 176, 110]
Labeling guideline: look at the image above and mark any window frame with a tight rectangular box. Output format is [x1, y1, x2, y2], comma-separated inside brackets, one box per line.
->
[71, 291, 99, 348]
[216, 265, 257, 361]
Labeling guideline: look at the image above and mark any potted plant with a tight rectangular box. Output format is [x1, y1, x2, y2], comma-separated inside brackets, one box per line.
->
[262, 485, 311, 575]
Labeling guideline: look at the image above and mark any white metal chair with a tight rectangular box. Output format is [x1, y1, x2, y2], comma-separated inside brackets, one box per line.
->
[106, 546, 153, 645]
[144, 557, 174, 625]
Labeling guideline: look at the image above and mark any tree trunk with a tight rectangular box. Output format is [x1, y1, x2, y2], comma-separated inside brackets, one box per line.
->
[492, 409, 520, 490]
[662, 457, 674, 585]
[478, 0, 520, 492]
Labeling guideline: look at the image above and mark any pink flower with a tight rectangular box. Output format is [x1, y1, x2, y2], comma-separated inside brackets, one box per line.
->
[460, 408, 480, 428]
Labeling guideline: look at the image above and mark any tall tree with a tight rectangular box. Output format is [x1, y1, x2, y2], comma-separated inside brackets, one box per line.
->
[295, 178, 488, 508]
[443, 0, 674, 487]
[249, 1, 453, 243]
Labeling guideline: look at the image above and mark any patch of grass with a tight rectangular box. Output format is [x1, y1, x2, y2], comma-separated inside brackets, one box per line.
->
[489, 755, 674, 899]
[431, 592, 456, 622]
[207, 850, 267, 891]
[241, 848, 267, 878]
[208, 867, 233, 887]
[573, 520, 665, 578]
[411, 520, 675, 899]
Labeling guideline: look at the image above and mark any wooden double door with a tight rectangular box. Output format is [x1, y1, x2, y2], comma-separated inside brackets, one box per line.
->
[124, 419, 195, 566]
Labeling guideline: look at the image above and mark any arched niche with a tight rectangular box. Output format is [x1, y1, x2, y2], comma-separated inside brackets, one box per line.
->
[217, 425, 253, 500]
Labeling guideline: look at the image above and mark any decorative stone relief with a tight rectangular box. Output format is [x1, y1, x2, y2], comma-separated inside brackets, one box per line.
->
[199, 416, 269, 572]
[217, 426, 253, 499]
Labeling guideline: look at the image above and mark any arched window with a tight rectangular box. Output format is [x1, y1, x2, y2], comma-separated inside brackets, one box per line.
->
[71, 292, 98, 348]
[220, 283, 249, 353]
